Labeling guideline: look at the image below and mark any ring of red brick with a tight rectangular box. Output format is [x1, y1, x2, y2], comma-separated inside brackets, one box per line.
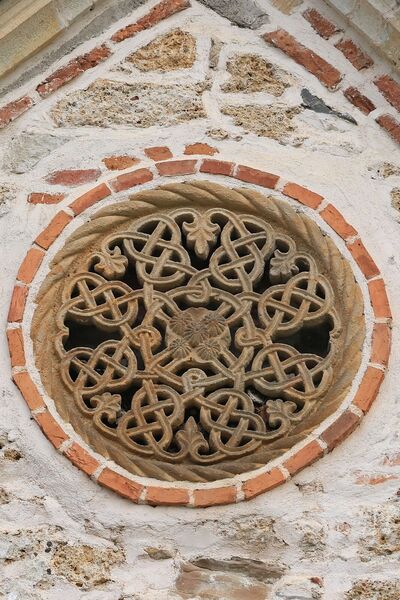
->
[7, 155, 392, 507]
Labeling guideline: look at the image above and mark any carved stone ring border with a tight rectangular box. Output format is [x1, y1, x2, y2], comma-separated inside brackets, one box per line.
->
[7, 155, 392, 508]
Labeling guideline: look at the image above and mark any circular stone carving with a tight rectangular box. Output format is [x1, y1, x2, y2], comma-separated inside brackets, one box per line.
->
[32, 181, 365, 482]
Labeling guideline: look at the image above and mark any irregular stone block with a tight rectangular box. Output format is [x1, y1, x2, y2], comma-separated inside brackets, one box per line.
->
[221, 104, 299, 140]
[3, 132, 70, 173]
[222, 54, 290, 96]
[127, 29, 196, 71]
[51, 79, 206, 128]
[199, 0, 269, 29]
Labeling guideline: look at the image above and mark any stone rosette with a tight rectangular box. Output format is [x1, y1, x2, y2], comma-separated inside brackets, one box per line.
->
[7, 152, 392, 507]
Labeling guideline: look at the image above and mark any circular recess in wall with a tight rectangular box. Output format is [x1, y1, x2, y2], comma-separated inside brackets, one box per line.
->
[8, 166, 391, 507]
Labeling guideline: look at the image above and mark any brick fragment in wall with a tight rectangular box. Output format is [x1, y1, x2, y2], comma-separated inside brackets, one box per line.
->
[199, 0, 269, 29]
[36, 45, 111, 97]
[302, 8, 341, 39]
[112, 0, 191, 43]
[343, 87, 376, 115]
[127, 29, 196, 72]
[51, 80, 206, 128]
[374, 75, 400, 112]
[0, 96, 33, 128]
[221, 54, 290, 96]
[221, 104, 300, 141]
[376, 114, 400, 145]
[301, 88, 357, 124]
[264, 29, 342, 89]
[335, 39, 373, 70]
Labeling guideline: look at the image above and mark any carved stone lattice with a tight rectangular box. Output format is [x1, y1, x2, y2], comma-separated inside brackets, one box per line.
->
[32, 182, 365, 482]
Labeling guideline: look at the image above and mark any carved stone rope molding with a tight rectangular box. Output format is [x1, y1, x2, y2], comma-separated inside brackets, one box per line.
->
[7, 160, 392, 506]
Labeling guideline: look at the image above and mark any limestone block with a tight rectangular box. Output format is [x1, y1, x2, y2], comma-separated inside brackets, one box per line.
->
[0, 1, 63, 79]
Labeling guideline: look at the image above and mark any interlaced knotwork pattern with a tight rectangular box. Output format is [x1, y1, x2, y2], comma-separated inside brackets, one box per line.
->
[32, 182, 364, 482]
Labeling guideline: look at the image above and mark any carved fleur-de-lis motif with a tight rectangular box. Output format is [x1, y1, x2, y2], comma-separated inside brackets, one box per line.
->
[183, 214, 220, 259]
[93, 246, 128, 280]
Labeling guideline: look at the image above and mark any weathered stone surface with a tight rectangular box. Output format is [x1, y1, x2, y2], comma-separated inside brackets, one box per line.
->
[273, 575, 323, 599]
[51, 79, 206, 128]
[271, 0, 303, 14]
[51, 543, 124, 589]
[391, 188, 400, 212]
[209, 38, 224, 69]
[176, 556, 281, 599]
[199, 0, 269, 29]
[222, 54, 290, 95]
[345, 579, 400, 599]
[217, 515, 286, 553]
[127, 29, 196, 71]
[0, 183, 14, 216]
[221, 104, 299, 140]
[3, 132, 69, 173]
[144, 546, 175, 560]
[359, 501, 400, 560]
[369, 162, 400, 179]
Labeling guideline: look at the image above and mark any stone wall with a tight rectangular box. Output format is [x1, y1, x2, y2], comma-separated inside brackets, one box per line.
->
[0, 1, 399, 598]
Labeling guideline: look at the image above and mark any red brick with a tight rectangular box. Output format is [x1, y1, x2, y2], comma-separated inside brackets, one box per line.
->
[8, 285, 28, 323]
[34, 411, 69, 449]
[282, 182, 323, 209]
[235, 165, 279, 189]
[35, 211, 73, 250]
[156, 159, 197, 176]
[264, 29, 342, 89]
[17, 248, 45, 284]
[243, 468, 286, 500]
[146, 486, 189, 506]
[374, 75, 400, 112]
[284, 440, 324, 476]
[110, 168, 153, 192]
[335, 39, 373, 70]
[98, 468, 143, 502]
[28, 192, 65, 205]
[368, 278, 391, 319]
[70, 183, 112, 215]
[347, 239, 380, 279]
[193, 486, 236, 507]
[343, 87, 376, 115]
[144, 146, 173, 161]
[7, 328, 25, 367]
[36, 45, 111, 97]
[302, 8, 340, 39]
[46, 169, 101, 186]
[0, 96, 34, 128]
[102, 156, 140, 170]
[376, 114, 400, 145]
[112, 0, 190, 43]
[352, 366, 384, 413]
[320, 203, 357, 240]
[355, 473, 396, 485]
[12, 371, 45, 411]
[200, 159, 234, 176]
[371, 323, 391, 367]
[184, 143, 218, 156]
[65, 443, 99, 476]
[320, 410, 360, 451]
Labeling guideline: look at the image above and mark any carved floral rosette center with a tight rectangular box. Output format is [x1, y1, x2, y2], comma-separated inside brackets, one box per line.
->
[32, 182, 364, 482]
